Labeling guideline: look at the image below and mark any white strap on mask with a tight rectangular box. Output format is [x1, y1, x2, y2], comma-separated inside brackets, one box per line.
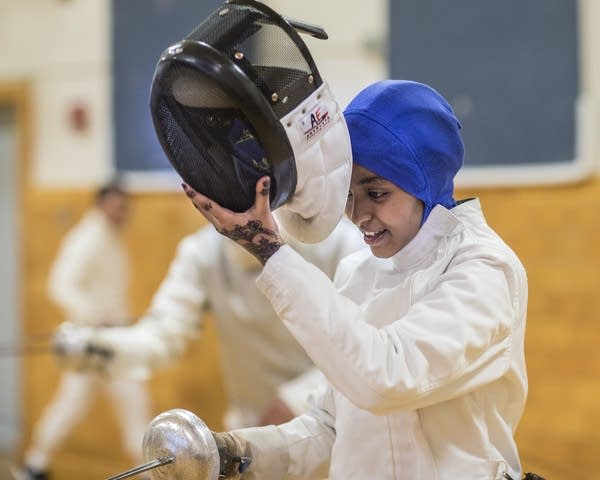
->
[276, 82, 352, 243]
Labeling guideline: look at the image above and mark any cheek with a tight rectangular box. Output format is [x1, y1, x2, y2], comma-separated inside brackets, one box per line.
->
[412, 201, 425, 226]
[386, 202, 421, 236]
[405, 205, 424, 239]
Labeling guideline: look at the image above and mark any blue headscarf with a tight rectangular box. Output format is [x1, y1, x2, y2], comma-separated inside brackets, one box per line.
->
[343, 80, 464, 223]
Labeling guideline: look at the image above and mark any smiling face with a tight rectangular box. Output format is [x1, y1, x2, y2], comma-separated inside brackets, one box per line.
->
[345, 164, 424, 258]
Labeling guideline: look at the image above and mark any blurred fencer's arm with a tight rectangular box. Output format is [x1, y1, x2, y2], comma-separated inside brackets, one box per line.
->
[90, 233, 210, 379]
[275, 368, 326, 417]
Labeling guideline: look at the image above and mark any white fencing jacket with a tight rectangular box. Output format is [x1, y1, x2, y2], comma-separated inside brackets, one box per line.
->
[231, 199, 528, 480]
[96, 219, 364, 427]
[48, 210, 130, 326]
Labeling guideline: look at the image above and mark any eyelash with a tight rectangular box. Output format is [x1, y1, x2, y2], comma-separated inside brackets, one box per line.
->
[369, 191, 387, 200]
[347, 190, 389, 201]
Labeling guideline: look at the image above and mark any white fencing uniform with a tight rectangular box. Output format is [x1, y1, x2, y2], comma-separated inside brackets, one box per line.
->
[24, 210, 150, 471]
[227, 201, 528, 480]
[95, 218, 364, 429]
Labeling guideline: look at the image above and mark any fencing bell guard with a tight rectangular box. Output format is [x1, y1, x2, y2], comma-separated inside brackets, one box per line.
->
[106, 409, 227, 480]
[150, 0, 352, 242]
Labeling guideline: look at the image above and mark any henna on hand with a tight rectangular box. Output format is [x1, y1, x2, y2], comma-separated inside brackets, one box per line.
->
[182, 183, 195, 198]
[221, 220, 282, 265]
[182, 180, 281, 264]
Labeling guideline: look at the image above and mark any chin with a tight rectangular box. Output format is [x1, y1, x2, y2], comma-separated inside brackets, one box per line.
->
[370, 247, 392, 259]
[371, 241, 405, 258]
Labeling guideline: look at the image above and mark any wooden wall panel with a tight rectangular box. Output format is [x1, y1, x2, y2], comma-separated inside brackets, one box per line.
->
[20, 190, 226, 479]
[20, 178, 600, 480]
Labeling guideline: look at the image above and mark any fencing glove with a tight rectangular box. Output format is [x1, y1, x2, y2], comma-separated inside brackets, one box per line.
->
[52, 322, 113, 373]
[213, 432, 251, 479]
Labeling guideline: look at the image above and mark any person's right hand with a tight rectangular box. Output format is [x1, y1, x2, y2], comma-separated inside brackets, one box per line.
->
[52, 322, 113, 373]
[212, 431, 251, 479]
[182, 177, 284, 266]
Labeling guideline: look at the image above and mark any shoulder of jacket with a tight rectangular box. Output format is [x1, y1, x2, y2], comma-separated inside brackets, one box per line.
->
[178, 227, 221, 261]
[450, 222, 526, 284]
[61, 212, 106, 247]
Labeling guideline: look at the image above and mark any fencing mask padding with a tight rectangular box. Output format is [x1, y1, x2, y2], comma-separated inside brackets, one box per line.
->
[150, 0, 351, 242]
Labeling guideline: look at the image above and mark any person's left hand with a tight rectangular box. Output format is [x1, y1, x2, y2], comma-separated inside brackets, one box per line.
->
[52, 322, 114, 373]
[182, 176, 284, 265]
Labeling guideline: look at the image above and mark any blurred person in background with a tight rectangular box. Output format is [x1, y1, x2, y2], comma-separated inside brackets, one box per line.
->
[57, 216, 363, 431]
[13, 181, 151, 480]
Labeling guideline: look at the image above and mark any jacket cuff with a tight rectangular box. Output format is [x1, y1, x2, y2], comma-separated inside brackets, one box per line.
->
[256, 245, 300, 312]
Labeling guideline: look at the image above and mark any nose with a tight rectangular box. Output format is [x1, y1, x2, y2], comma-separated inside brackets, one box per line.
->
[346, 196, 370, 227]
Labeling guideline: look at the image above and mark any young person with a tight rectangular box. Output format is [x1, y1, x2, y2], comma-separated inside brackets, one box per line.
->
[182, 80, 529, 480]
[14, 183, 151, 480]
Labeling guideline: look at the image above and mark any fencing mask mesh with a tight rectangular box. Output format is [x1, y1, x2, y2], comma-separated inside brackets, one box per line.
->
[151, 0, 352, 242]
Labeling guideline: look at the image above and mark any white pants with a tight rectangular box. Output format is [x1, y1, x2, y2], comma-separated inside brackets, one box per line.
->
[24, 371, 150, 471]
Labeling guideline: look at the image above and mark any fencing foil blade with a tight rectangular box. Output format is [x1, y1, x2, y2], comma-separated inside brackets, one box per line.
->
[0, 333, 55, 357]
[105, 455, 174, 480]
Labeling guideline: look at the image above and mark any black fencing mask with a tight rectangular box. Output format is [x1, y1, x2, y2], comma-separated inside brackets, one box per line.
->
[150, 0, 352, 242]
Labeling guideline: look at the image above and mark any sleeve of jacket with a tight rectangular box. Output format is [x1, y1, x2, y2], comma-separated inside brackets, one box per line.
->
[231, 383, 335, 480]
[256, 244, 525, 414]
[274, 219, 364, 414]
[92, 232, 210, 378]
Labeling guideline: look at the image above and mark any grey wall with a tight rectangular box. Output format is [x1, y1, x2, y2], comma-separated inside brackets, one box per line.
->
[112, 0, 222, 172]
[389, 0, 579, 167]
[113, 1, 580, 172]
[0, 104, 20, 450]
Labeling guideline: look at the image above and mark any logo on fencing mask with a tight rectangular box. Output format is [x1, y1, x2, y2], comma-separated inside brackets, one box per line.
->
[300, 103, 332, 141]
